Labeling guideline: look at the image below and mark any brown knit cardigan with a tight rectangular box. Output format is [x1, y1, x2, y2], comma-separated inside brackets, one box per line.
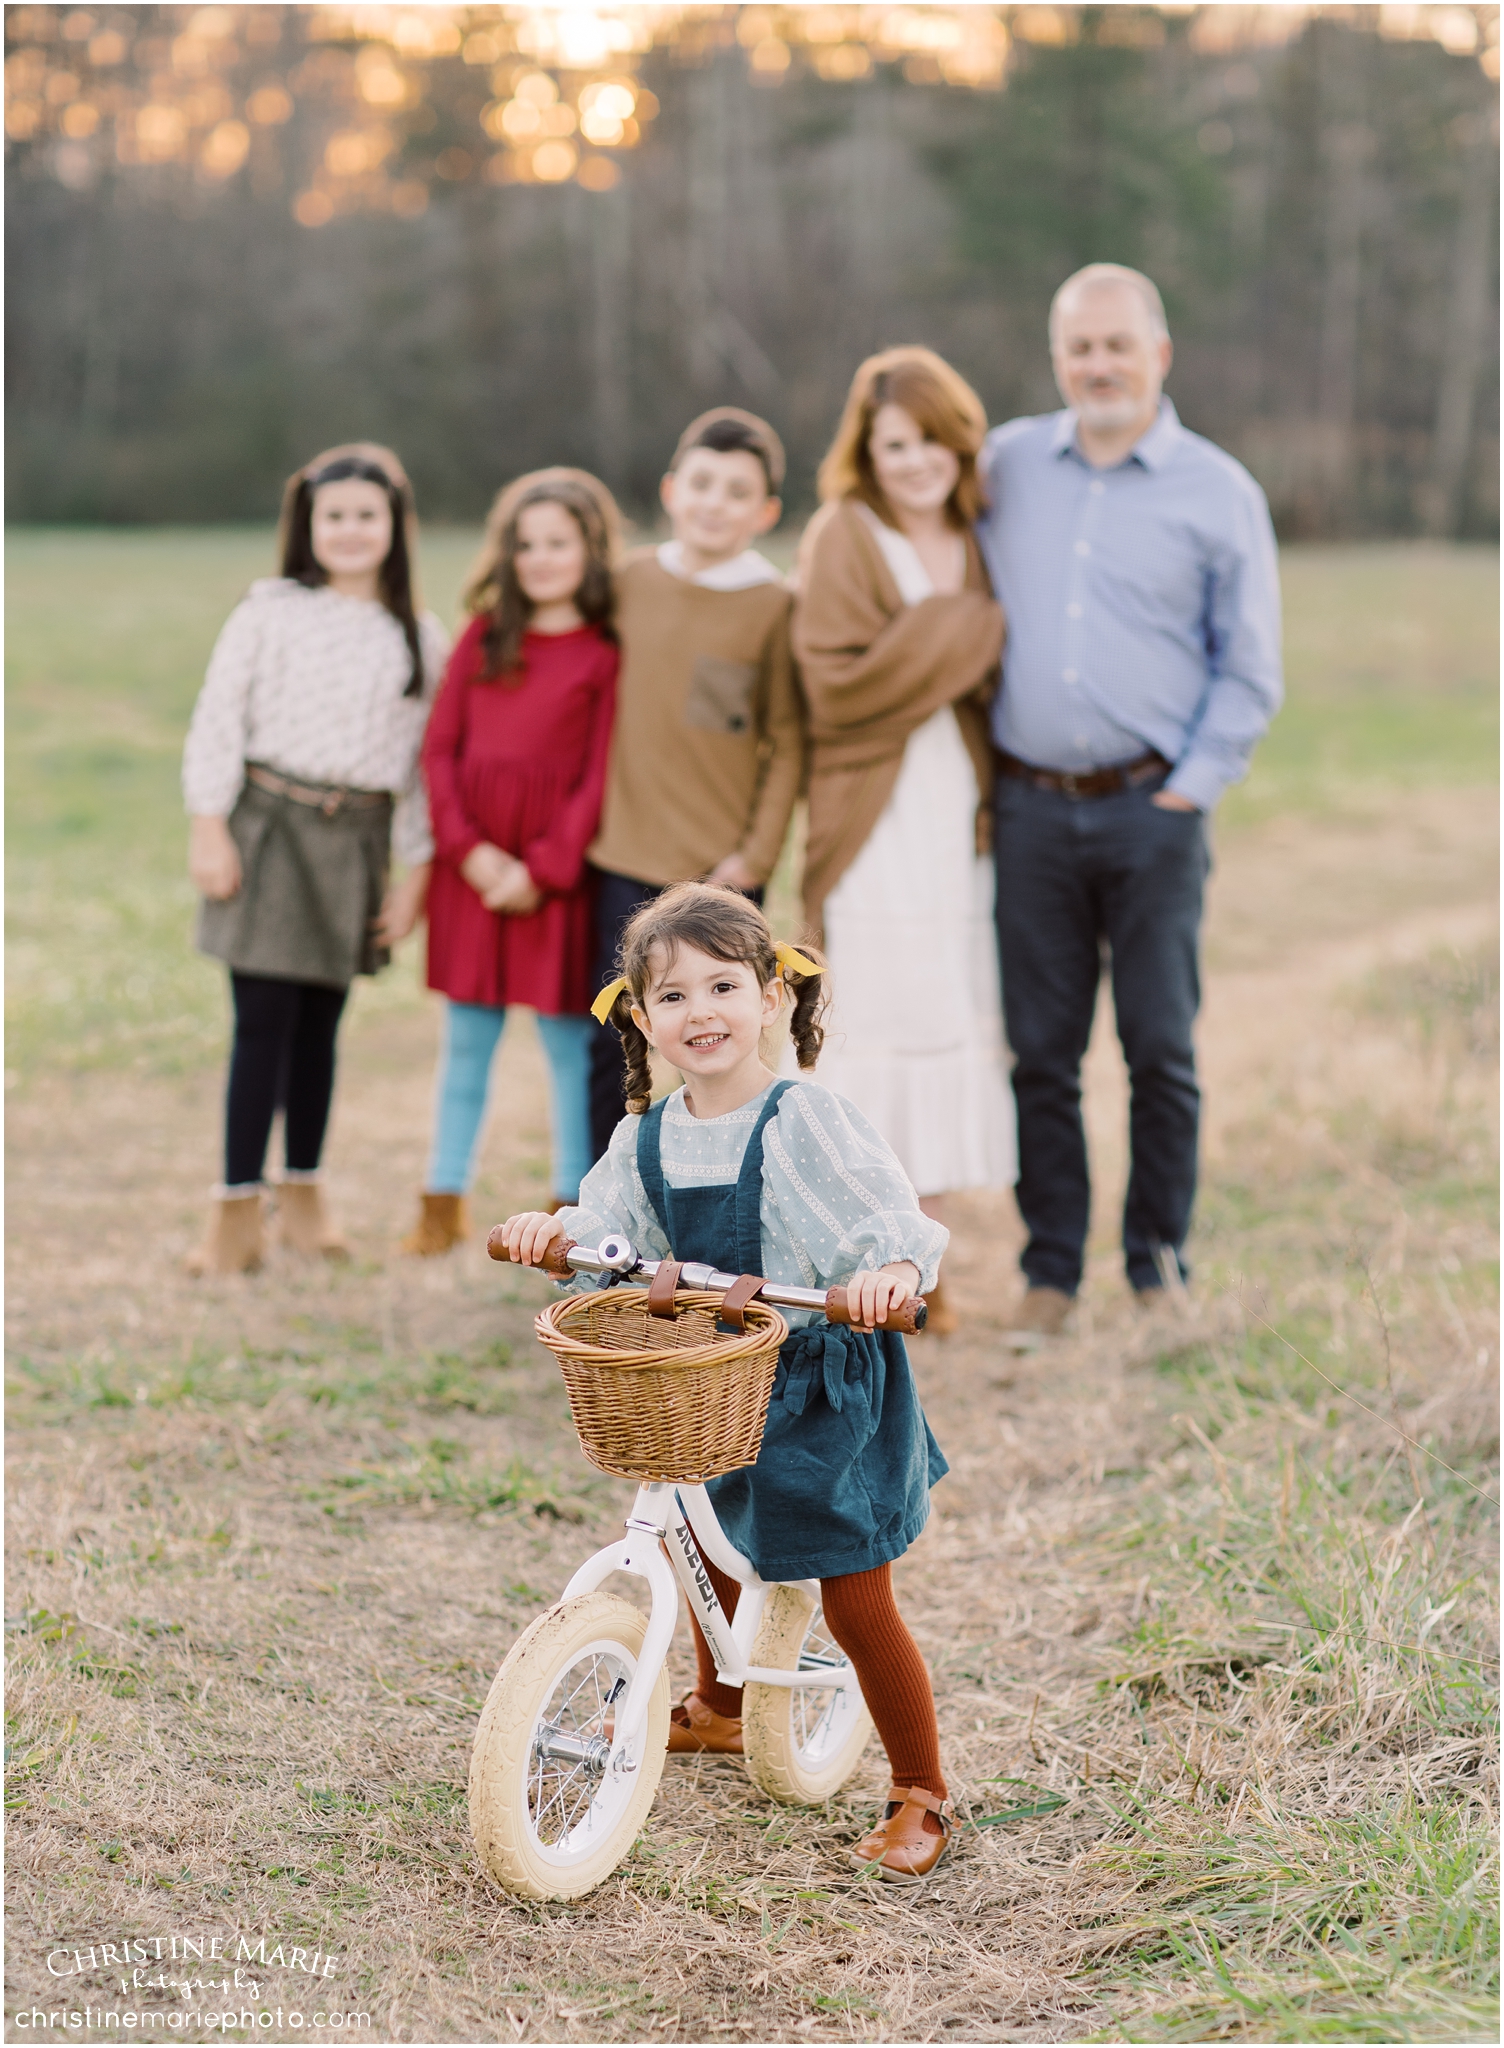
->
[792, 498, 1005, 938]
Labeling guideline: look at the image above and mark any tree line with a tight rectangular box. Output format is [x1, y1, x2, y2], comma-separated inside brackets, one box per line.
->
[5, 7, 1497, 536]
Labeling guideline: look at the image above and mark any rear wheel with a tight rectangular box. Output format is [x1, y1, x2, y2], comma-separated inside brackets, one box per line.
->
[469, 1592, 668, 1901]
[742, 1585, 874, 1804]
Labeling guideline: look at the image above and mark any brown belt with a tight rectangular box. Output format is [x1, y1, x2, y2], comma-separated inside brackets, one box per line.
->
[994, 747, 1169, 800]
[246, 763, 391, 818]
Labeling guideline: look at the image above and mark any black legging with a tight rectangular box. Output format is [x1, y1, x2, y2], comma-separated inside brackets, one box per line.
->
[225, 973, 348, 1187]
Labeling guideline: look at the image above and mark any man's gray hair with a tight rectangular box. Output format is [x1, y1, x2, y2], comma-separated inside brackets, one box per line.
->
[1049, 263, 1170, 345]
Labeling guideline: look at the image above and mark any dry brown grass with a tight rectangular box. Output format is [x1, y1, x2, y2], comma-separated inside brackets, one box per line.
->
[6, 787, 1498, 2043]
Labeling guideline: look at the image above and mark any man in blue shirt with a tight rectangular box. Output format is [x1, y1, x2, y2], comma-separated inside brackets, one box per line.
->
[976, 263, 1282, 1338]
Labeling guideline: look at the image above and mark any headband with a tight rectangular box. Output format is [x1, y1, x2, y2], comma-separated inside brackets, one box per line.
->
[589, 943, 823, 1027]
[305, 458, 400, 493]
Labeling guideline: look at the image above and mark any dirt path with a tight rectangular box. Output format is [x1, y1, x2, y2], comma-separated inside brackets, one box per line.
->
[5, 787, 1496, 2042]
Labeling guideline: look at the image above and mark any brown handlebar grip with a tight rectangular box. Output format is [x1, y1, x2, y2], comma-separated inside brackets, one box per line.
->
[485, 1226, 576, 1276]
[823, 1287, 927, 1336]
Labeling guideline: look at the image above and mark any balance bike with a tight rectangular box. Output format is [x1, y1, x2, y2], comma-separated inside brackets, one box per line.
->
[467, 1230, 925, 1902]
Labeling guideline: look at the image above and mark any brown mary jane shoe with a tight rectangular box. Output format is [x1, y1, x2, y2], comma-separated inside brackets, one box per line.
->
[849, 1785, 954, 1884]
[666, 1692, 744, 1755]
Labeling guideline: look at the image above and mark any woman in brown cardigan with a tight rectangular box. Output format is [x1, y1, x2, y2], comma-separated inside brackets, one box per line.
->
[792, 347, 1016, 1332]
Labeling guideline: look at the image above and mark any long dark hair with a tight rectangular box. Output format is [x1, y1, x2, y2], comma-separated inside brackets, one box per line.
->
[463, 467, 620, 680]
[597, 882, 829, 1114]
[278, 445, 426, 697]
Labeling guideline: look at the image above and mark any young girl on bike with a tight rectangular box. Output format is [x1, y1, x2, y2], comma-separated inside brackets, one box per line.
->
[500, 882, 955, 1882]
[182, 442, 448, 1275]
[402, 470, 619, 1255]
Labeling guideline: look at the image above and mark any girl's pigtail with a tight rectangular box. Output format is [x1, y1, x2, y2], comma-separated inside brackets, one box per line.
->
[615, 995, 655, 1114]
[786, 949, 830, 1071]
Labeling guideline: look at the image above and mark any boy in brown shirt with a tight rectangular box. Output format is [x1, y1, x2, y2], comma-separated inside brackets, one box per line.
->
[587, 407, 803, 1157]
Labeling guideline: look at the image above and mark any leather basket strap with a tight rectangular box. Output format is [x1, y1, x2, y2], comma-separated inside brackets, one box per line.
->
[646, 1260, 683, 1320]
[717, 1273, 765, 1332]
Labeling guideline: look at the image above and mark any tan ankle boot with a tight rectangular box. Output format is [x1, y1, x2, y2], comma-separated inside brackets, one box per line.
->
[400, 1191, 470, 1257]
[1002, 1285, 1072, 1350]
[276, 1179, 350, 1261]
[185, 1190, 265, 1276]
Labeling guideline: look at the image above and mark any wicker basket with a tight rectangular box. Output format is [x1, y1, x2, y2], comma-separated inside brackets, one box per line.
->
[534, 1285, 788, 1483]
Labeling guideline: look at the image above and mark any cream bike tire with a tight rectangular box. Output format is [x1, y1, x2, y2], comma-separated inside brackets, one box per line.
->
[742, 1585, 874, 1804]
[469, 1592, 669, 1901]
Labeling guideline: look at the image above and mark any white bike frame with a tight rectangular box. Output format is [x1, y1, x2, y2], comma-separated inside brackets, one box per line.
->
[560, 1481, 849, 1760]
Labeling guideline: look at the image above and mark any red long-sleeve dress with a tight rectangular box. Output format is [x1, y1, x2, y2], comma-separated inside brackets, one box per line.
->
[423, 618, 618, 1013]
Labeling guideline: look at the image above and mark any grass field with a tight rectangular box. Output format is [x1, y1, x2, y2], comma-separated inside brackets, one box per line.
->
[5, 531, 1498, 1080]
[5, 532, 1499, 2044]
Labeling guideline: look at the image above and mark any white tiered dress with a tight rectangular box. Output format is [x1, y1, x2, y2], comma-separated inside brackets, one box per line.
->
[798, 511, 1017, 1197]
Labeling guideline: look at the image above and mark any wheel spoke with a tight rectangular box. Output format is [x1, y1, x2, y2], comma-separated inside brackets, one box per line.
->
[790, 1606, 858, 1767]
[533, 1751, 596, 1842]
[524, 1645, 635, 1853]
[555, 1664, 599, 1728]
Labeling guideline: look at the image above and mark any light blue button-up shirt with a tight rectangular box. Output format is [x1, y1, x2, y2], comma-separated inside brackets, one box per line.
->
[975, 398, 1283, 811]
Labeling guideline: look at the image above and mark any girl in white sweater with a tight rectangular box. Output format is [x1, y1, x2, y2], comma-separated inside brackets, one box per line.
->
[181, 442, 448, 1274]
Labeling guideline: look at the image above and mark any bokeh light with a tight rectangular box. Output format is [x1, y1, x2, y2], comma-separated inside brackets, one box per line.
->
[4, 4, 1497, 216]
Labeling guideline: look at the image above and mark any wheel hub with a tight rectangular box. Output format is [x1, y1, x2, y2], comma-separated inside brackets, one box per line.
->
[532, 1723, 611, 1780]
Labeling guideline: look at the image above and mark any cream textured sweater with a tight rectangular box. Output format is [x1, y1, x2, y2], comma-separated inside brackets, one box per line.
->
[182, 579, 449, 867]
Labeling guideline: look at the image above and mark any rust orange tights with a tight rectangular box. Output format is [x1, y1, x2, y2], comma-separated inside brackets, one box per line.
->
[688, 1549, 946, 1804]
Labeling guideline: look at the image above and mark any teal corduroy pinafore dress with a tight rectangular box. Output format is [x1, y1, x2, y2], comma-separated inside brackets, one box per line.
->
[636, 1080, 948, 1583]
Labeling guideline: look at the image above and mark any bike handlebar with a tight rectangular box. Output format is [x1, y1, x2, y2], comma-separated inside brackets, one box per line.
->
[486, 1227, 928, 1336]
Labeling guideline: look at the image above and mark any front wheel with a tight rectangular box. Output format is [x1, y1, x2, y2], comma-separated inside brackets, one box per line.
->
[469, 1591, 669, 1901]
[742, 1585, 874, 1804]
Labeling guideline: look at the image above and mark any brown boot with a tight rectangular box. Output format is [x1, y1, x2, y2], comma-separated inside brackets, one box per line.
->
[916, 1281, 958, 1336]
[849, 1785, 954, 1884]
[1002, 1285, 1072, 1350]
[276, 1179, 350, 1261]
[184, 1190, 265, 1276]
[666, 1692, 744, 1755]
[400, 1191, 470, 1257]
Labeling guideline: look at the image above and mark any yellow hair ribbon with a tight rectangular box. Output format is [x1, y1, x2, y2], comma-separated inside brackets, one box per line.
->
[595, 949, 816, 1022]
[775, 942, 823, 980]
[590, 976, 630, 1025]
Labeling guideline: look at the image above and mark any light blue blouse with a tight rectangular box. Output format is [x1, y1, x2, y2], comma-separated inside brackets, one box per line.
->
[977, 398, 1283, 811]
[559, 1079, 948, 1322]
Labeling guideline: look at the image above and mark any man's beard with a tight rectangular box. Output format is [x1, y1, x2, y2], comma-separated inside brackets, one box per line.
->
[1075, 389, 1145, 430]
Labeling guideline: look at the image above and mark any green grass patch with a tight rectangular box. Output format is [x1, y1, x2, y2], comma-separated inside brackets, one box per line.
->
[1083, 1799, 1497, 2043]
[1062, 1260, 1499, 2039]
[4, 1327, 526, 1427]
[1357, 940, 1500, 1059]
[1220, 544, 1498, 828]
[310, 1443, 592, 1527]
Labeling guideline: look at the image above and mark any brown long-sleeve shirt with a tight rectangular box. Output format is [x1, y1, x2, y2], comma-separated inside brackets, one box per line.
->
[588, 551, 804, 888]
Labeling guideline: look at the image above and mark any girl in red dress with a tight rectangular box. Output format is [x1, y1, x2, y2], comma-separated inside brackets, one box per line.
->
[403, 469, 620, 1254]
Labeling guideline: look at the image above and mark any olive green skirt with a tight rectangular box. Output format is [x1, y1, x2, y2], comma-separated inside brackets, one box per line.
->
[195, 777, 393, 990]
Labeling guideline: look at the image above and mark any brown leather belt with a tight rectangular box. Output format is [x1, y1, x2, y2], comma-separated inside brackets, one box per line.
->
[994, 747, 1169, 800]
[246, 763, 391, 818]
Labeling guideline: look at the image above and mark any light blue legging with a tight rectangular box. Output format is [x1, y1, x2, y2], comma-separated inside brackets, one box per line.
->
[427, 1002, 595, 1202]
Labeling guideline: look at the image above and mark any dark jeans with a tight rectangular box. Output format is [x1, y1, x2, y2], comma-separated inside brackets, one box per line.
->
[993, 776, 1208, 1296]
[225, 972, 348, 1187]
[587, 868, 764, 1165]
